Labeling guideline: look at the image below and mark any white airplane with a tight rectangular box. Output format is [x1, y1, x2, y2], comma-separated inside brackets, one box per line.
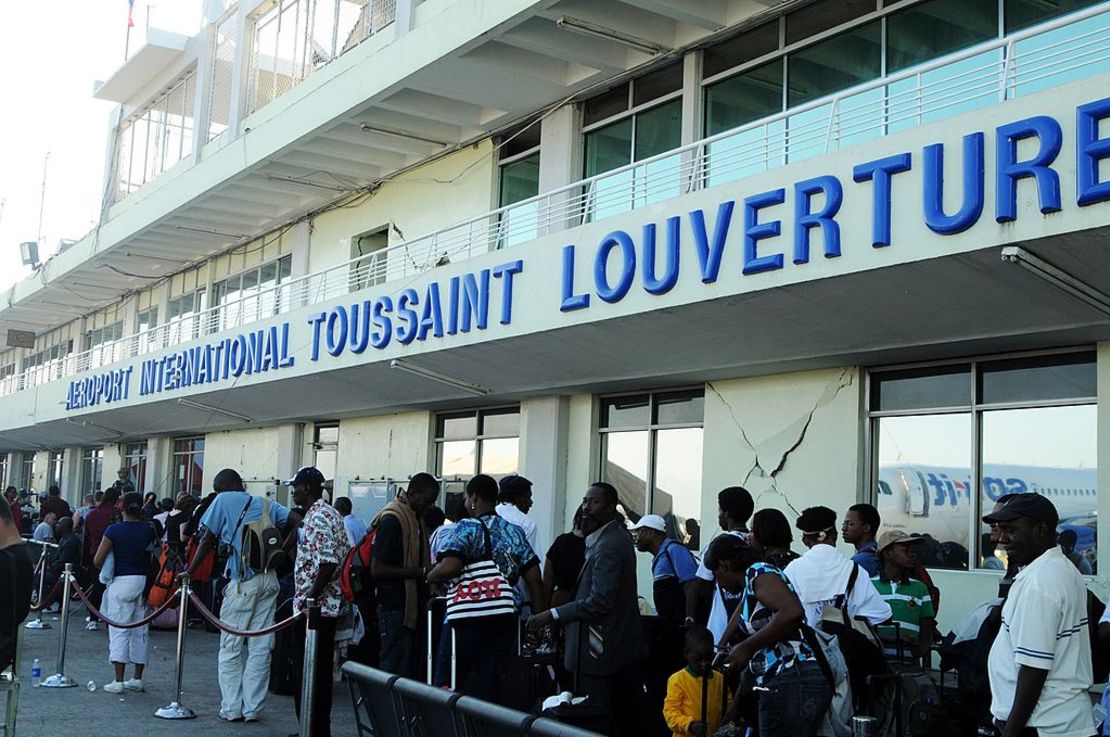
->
[876, 463, 1097, 554]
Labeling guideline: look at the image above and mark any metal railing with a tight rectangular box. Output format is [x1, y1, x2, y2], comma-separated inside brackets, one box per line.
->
[2, 4, 1108, 398]
[114, 70, 198, 202]
[248, 0, 394, 114]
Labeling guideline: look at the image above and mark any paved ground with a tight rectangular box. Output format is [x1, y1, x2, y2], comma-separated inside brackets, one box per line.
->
[14, 606, 361, 737]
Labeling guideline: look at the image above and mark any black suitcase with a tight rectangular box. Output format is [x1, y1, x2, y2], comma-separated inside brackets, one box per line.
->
[498, 652, 560, 713]
[269, 597, 297, 695]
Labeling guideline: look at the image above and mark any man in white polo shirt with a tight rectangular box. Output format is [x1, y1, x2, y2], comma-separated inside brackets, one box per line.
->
[985, 493, 1094, 737]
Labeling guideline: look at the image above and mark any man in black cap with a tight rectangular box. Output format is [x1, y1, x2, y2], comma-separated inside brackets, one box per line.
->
[984, 494, 1093, 737]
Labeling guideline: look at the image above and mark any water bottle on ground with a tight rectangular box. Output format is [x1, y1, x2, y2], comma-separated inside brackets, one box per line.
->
[86, 680, 97, 692]
[31, 658, 41, 687]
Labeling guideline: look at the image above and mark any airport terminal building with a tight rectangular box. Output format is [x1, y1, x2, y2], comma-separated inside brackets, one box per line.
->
[1, 0, 1109, 626]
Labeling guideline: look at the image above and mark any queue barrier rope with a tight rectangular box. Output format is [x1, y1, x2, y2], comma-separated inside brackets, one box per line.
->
[187, 592, 303, 637]
[70, 574, 180, 630]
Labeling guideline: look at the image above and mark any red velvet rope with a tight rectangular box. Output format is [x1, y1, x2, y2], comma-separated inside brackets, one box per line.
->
[70, 577, 179, 629]
[187, 592, 303, 637]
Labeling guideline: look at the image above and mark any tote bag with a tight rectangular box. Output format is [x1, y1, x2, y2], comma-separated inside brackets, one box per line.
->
[445, 520, 516, 623]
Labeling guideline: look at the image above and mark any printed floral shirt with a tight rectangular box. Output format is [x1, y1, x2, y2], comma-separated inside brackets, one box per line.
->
[294, 499, 351, 617]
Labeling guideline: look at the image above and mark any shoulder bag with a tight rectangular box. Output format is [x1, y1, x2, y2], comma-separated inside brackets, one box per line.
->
[444, 520, 516, 623]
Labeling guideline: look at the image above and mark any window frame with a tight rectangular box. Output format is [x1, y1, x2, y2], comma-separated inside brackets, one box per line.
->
[432, 405, 522, 479]
[123, 441, 148, 495]
[172, 436, 205, 498]
[865, 346, 1097, 571]
[80, 447, 105, 496]
[597, 387, 705, 524]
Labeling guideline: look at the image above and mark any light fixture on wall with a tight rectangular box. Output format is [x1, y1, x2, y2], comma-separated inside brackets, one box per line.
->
[19, 241, 40, 267]
[1001, 246, 1110, 318]
[177, 397, 253, 423]
[358, 124, 451, 148]
[555, 16, 672, 55]
[265, 175, 350, 193]
[389, 359, 490, 396]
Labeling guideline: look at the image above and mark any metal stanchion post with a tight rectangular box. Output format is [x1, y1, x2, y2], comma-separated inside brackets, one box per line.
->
[299, 599, 320, 737]
[25, 545, 51, 630]
[155, 576, 196, 720]
[42, 564, 77, 688]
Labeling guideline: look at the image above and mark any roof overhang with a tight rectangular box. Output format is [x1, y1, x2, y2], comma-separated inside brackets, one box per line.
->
[93, 29, 190, 103]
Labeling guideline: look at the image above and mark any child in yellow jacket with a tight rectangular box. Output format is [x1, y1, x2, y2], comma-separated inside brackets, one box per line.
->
[664, 626, 728, 737]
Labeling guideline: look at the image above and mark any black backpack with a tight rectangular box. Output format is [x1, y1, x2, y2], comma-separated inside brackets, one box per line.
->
[817, 566, 889, 710]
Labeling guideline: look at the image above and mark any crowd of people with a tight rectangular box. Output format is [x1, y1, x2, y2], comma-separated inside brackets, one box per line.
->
[0, 471, 1107, 737]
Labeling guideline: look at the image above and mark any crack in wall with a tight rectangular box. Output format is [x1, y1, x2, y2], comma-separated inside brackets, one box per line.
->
[708, 368, 856, 516]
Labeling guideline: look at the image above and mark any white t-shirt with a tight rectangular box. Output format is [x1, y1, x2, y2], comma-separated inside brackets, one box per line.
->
[782, 544, 891, 628]
[988, 545, 1093, 737]
[496, 502, 539, 556]
[695, 530, 748, 644]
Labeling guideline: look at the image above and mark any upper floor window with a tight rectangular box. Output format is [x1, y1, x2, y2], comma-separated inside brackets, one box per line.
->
[497, 123, 542, 248]
[868, 350, 1097, 573]
[583, 63, 683, 220]
[598, 389, 704, 546]
[701, 0, 1106, 185]
[87, 322, 124, 351]
[213, 255, 292, 332]
[22, 340, 73, 371]
[434, 407, 520, 521]
[167, 288, 208, 341]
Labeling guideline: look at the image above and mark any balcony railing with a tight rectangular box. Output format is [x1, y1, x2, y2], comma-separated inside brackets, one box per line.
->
[3, 3, 1108, 399]
[247, 0, 395, 114]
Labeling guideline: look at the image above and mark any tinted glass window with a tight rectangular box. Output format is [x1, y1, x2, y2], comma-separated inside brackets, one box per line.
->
[601, 395, 650, 429]
[978, 353, 1096, 404]
[584, 117, 633, 177]
[786, 0, 877, 45]
[704, 22, 781, 78]
[654, 391, 705, 425]
[705, 59, 784, 136]
[634, 100, 682, 160]
[887, 0, 998, 73]
[788, 20, 882, 106]
[873, 366, 972, 411]
[584, 84, 629, 127]
[1005, 0, 1100, 32]
[633, 63, 683, 107]
[499, 153, 540, 208]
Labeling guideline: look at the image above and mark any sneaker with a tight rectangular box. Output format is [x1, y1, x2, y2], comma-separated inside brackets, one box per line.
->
[85, 621, 99, 631]
[123, 678, 144, 692]
[219, 712, 244, 722]
[44, 603, 60, 613]
[243, 715, 259, 723]
[103, 681, 124, 694]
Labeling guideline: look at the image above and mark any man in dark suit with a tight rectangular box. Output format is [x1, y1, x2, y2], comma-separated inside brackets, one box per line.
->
[528, 482, 646, 737]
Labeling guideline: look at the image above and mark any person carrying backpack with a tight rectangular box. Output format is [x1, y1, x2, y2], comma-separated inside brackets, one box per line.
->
[181, 468, 299, 723]
[706, 533, 831, 737]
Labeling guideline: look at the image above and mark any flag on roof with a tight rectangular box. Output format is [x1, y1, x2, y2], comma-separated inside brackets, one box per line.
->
[128, 0, 136, 28]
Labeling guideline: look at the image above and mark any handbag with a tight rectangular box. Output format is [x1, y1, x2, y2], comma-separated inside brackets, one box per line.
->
[147, 542, 180, 608]
[444, 520, 516, 623]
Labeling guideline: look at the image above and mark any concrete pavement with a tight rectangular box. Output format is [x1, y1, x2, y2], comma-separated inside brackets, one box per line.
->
[14, 607, 360, 737]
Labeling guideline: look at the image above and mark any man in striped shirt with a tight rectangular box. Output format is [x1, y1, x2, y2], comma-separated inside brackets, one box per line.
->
[985, 494, 1093, 737]
[871, 531, 934, 665]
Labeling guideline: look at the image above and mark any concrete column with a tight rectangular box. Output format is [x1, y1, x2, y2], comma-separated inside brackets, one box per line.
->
[191, 21, 218, 162]
[227, 3, 255, 136]
[680, 50, 704, 194]
[32, 450, 50, 496]
[274, 423, 303, 506]
[518, 396, 570, 557]
[288, 220, 311, 278]
[394, 0, 419, 36]
[538, 104, 582, 234]
[62, 448, 82, 506]
[102, 445, 124, 494]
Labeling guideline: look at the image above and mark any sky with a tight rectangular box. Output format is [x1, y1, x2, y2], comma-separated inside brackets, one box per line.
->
[0, 1, 206, 293]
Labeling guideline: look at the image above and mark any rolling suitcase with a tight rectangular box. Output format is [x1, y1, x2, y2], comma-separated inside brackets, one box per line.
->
[269, 597, 297, 696]
[540, 623, 613, 733]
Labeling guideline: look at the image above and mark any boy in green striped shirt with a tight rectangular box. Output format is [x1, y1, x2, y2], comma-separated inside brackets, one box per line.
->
[871, 531, 935, 666]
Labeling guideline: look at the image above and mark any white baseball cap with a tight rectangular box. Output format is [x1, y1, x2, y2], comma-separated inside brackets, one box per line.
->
[628, 514, 666, 533]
